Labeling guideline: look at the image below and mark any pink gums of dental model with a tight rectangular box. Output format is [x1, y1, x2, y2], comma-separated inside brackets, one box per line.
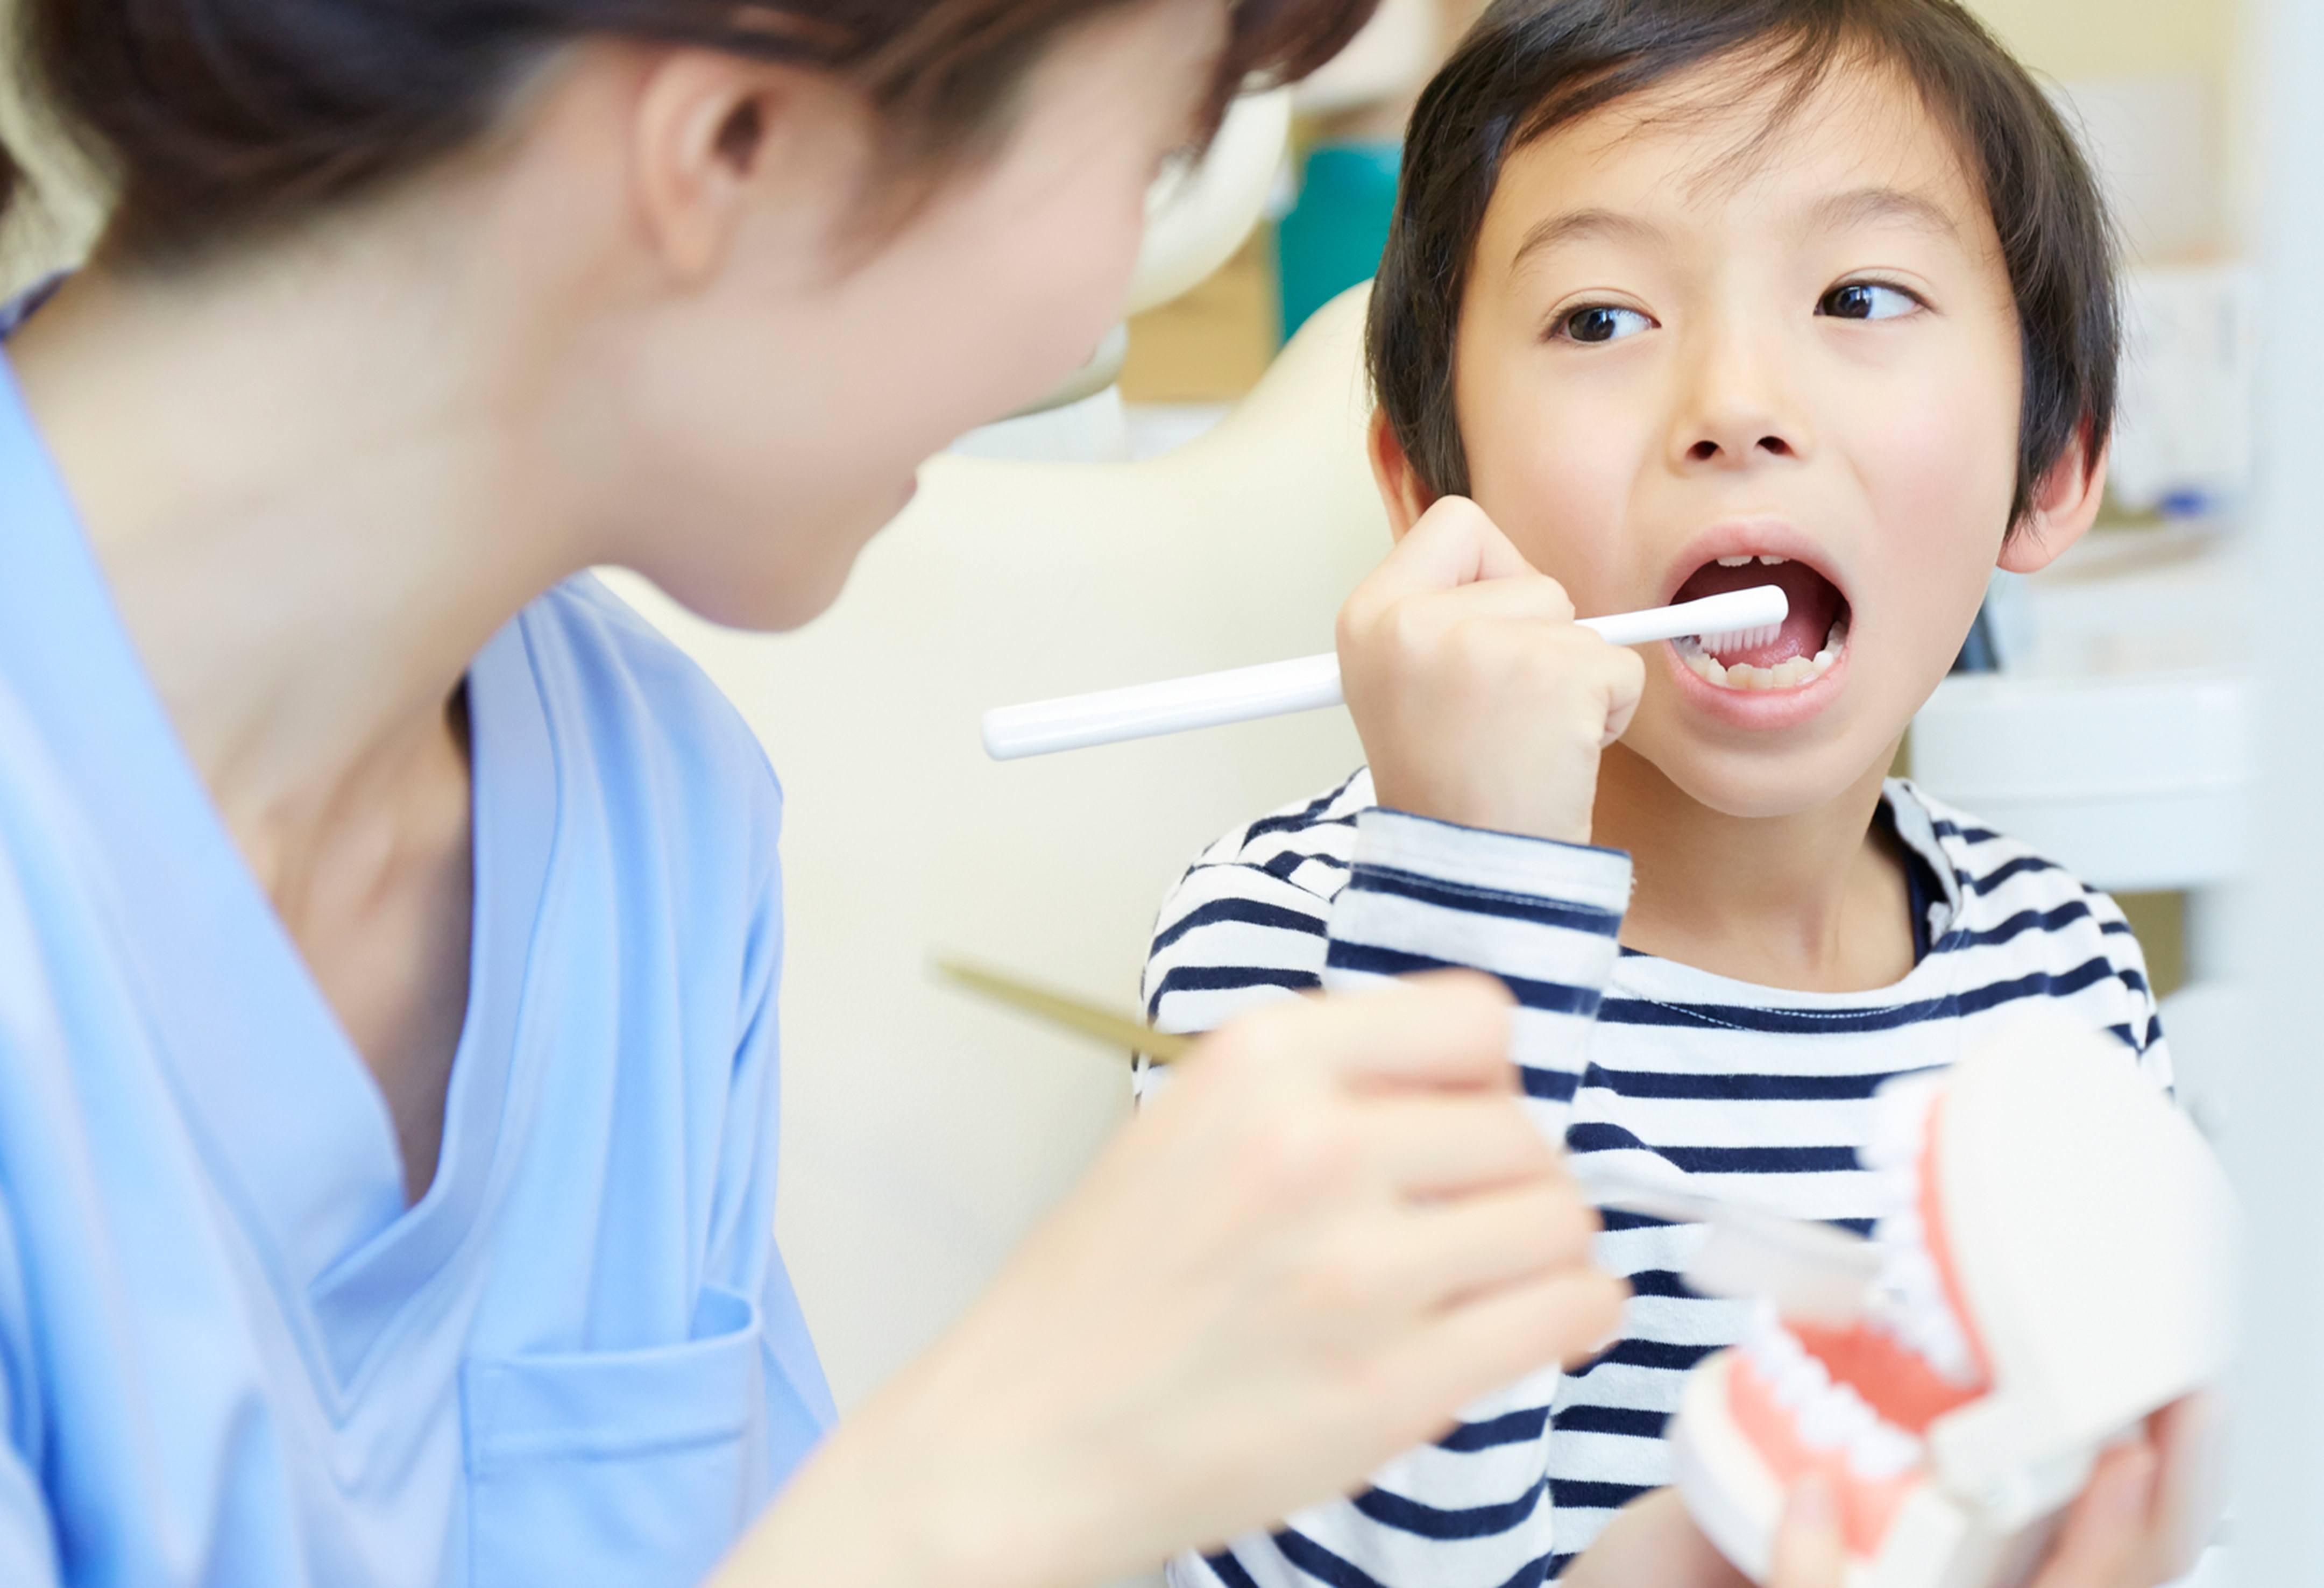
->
[1670, 1016, 2236, 1588]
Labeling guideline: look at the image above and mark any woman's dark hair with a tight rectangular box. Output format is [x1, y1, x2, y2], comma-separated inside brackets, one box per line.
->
[1368, 0, 2120, 530]
[1, 0, 1376, 262]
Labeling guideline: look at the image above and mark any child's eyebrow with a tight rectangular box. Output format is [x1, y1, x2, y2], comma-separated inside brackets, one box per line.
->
[1510, 207, 1668, 272]
[1801, 186, 1962, 242]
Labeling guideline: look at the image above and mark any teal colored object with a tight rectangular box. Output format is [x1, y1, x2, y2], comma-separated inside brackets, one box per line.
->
[1276, 140, 1401, 342]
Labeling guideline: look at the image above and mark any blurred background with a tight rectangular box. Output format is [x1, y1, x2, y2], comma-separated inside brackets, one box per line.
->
[0, 0, 2265, 1529]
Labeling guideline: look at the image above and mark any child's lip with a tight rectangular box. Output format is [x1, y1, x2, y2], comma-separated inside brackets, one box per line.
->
[1659, 517, 1853, 611]
[1661, 620, 1852, 728]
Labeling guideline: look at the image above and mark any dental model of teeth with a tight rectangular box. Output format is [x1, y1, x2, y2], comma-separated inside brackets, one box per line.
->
[1670, 1017, 2237, 1588]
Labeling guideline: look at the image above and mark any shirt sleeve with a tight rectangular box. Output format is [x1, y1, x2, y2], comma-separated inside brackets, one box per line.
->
[701, 818, 837, 1501]
[1141, 803, 1632, 1144]
[1320, 807, 1632, 1140]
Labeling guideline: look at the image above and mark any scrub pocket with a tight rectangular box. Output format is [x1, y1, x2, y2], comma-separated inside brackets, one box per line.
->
[462, 1286, 768, 1588]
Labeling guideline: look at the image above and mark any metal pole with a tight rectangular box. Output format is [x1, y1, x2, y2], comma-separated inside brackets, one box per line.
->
[2228, 0, 2324, 1578]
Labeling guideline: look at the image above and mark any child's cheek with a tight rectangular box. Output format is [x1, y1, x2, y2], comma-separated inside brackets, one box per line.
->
[1843, 355, 2020, 687]
[1460, 371, 1643, 609]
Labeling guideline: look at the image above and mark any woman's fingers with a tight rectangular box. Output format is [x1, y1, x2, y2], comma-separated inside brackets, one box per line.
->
[1210, 972, 1518, 1090]
[1357, 1091, 1567, 1197]
[844, 985, 1624, 1588]
[1385, 1263, 1629, 1419]
[2029, 1441, 2158, 1588]
[1767, 1474, 1847, 1588]
[1385, 1175, 1602, 1305]
[2148, 1393, 2228, 1579]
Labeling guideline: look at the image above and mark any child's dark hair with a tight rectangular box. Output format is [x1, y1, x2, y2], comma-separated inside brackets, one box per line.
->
[1367, 0, 2119, 531]
[0, 0, 1376, 264]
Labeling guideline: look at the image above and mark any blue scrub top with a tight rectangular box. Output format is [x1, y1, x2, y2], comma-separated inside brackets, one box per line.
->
[0, 348, 834, 1586]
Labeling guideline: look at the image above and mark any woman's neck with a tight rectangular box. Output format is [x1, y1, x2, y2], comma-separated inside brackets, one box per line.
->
[8, 241, 586, 884]
[1592, 742, 1915, 994]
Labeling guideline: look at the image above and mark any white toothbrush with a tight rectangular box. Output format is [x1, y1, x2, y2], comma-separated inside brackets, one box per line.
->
[982, 584, 1789, 761]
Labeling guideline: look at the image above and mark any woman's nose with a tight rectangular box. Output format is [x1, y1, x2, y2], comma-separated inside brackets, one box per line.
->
[1670, 332, 1813, 471]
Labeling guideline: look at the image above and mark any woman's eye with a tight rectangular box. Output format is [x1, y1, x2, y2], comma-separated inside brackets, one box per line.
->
[1555, 305, 1653, 344]
[1820, 282, 1920, 321]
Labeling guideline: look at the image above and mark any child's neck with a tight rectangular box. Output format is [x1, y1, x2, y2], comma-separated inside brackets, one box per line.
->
[1592, 743, 1916, 994]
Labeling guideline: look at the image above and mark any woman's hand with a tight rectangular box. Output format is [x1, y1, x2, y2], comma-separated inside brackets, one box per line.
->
[1567, 1393, 2226, 1588]
[1338, 496, 1645, 848]
[717, 975, 1627, 1588]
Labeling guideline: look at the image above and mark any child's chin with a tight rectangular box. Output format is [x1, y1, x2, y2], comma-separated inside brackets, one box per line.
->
[1626, 734, 1894, 823]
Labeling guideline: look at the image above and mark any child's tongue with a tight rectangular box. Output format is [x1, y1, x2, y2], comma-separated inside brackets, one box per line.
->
[1674, 558, 1846, 668]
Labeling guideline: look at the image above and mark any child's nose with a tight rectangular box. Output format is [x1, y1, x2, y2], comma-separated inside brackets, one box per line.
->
[1670, 336, 1815, 472]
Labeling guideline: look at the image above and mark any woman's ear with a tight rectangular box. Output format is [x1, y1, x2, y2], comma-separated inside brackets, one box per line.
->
[1998, 425, 2108, 575]
[1369, 408, 1437, 542]
[629, 47, 860, 284]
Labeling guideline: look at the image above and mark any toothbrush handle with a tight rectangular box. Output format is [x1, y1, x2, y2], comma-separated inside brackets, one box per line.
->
[982, 652, 1345, 761]
[980, 585, 1788, 762]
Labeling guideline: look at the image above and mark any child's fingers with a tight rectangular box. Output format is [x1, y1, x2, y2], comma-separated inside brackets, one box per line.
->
[1405, 572, 1581, 626]
[1370, 496, 1542, 593]
[1768, 1474, 1847, 1588]
[2028, 1442, 2158, 1588]
[1596, 643, 1648, 746]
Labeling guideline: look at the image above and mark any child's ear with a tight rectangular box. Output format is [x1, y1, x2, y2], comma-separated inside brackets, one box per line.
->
[1998, 425, 2108, 575]
[1368, 408, 1437, 541]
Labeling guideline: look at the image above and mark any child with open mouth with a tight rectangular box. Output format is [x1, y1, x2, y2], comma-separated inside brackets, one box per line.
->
[1139, 2, 2213, 1585]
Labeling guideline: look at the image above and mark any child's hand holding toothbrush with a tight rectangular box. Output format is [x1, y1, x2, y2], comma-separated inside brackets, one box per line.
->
[1338, 496, 1645, 848]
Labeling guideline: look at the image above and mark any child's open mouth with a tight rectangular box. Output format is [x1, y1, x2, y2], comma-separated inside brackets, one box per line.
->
[1669, 554, 1850, 691]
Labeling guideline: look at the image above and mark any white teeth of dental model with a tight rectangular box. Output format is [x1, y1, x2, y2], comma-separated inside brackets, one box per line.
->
[1862, 1082, 1983, 1387]
[1675, 618, 1847, 690]
[1741, 1305, 1924, 1481]
[1861, 1075, 1945, 1175]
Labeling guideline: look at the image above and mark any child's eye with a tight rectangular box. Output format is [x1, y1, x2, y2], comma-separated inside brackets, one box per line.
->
[1819, 282, 1921, 321]
[1553, 304, 1654, 344]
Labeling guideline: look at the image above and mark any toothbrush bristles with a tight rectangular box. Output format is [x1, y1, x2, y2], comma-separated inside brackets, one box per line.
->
[1693, 621, 1781, 652]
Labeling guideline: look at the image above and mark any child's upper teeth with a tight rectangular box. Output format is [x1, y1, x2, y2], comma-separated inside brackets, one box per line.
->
[1715, 554, 1754, 567]
[1759, 554, 1787, 565]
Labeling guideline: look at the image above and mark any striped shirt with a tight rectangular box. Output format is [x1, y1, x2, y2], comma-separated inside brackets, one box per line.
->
[1139, 771, 2167, 1588]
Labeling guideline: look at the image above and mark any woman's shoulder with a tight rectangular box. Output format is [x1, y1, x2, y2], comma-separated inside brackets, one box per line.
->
[512, 574, 783, 816]
[483, 575, 785, 917]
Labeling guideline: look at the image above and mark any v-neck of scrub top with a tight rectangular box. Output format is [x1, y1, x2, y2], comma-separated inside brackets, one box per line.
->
[0, 354, 555, 1404]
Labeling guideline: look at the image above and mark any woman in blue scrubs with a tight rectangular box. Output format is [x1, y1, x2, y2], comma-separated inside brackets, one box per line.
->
[0, 2, 1639, 1585]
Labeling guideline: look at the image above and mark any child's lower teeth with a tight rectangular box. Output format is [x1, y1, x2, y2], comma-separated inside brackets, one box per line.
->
[1680, 619, 1847, 690]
